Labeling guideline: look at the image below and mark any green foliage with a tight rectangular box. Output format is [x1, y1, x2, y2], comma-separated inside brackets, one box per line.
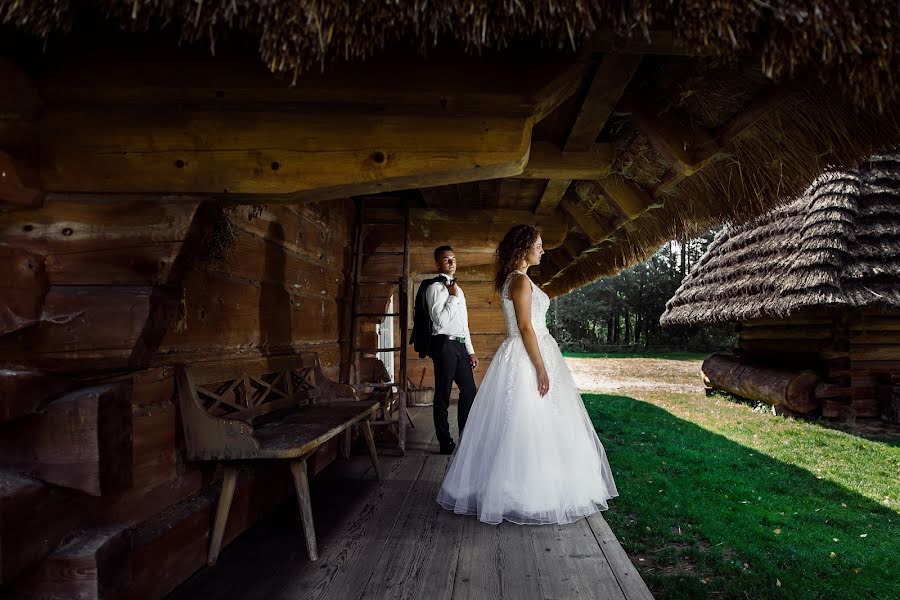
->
[584, 391, 900, 599]
[549, 231, 734, 352]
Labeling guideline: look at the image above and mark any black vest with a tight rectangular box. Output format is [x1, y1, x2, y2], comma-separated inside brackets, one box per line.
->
[410, 276, 444, 359]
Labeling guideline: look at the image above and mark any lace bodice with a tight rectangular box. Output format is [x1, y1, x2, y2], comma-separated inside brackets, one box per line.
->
[500, 271, 551, 337]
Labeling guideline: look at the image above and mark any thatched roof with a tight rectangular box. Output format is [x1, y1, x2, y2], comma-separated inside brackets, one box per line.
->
[3, 2, 900, 296]
[661, 155, 900, 325]
[2, 1, 898, 107]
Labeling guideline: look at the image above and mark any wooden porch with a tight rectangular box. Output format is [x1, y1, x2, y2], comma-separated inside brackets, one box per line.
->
[169, 406, 653, 600]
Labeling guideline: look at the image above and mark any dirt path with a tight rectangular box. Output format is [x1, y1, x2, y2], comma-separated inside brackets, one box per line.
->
[565, 356, 706, 396]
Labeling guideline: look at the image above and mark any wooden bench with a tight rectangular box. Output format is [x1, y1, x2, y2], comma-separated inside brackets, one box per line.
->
[176, 352, 382, 565]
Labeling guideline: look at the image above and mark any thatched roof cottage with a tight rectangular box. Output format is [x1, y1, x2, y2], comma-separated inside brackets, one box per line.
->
[662, 155, 900, 422]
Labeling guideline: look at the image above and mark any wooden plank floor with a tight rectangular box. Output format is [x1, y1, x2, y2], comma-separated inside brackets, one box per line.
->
[169, 407, 653, 600]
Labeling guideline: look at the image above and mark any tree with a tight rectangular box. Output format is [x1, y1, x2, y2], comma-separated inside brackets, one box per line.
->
[548, 229, 734, 353]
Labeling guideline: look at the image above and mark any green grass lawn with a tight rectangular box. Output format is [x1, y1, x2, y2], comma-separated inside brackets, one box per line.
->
[583, 392, 900, 600]
[564, 351, 708, 361]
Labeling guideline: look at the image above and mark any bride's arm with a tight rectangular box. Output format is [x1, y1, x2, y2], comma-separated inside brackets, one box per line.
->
[509, 274, 550, 397]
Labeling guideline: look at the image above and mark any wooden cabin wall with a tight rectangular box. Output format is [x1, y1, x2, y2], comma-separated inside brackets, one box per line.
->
[848, 311, 900, 422]
[734, 310, 900, 421]
[0, 196, 355, 598]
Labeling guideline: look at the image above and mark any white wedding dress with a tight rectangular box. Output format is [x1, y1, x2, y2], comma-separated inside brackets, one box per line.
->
[436, 271, 618, 525]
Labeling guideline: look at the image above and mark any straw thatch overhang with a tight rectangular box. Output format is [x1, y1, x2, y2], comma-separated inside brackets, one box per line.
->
[661, 155, 900, 325]
[2, 2, 900, 295]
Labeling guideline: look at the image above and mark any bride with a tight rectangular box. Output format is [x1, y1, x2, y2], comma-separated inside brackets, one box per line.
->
[436, 224, 618, 525]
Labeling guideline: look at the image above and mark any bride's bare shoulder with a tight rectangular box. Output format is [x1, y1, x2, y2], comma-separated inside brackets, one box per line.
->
[507, 273, 532, 298]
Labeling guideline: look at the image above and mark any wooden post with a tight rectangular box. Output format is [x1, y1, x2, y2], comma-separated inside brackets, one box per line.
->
[362, 419, 384, 482]
[289, 458, 318, 561]
[207, 465, 238, 566]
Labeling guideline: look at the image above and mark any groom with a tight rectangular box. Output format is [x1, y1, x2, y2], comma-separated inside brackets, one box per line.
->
[421, 246, 478, 455]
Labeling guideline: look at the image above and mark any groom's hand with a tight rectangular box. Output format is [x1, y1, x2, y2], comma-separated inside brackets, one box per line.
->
[446, 280, 458, 296]
[469, 354, 478, 369]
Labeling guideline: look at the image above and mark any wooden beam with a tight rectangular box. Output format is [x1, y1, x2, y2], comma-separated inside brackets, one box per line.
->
[531, 62, 592, 123]
[0, 367, 76, 425]
[519, 142, 614, 180]
[38, 109, 531, 199]
[12, 526, 131, 600]
[534, 179, 572, 214]
[0, 471, 85, 584]
[559, 194, 616, 243]
[626, 101, 720, 178]
[596, 175, 663, 218]
[533, 55, 640, 216]
[565, 55, 643, 150]
[715, 82, 799, 147]
[39, 48, 581, 118]
[0, 383, 133, 496]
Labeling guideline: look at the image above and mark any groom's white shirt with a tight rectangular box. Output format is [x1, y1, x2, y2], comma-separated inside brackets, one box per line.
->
[425, 273, 475, 356]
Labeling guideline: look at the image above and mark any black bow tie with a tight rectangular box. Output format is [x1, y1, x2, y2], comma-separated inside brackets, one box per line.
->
[446, 278, 456, 285]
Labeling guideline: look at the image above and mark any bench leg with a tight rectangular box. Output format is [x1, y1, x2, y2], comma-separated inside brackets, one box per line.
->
[209, 465, 238, 566]
[362, 419, 384, 481]
[289, 458, 318, 561]
[339, 427, 352, 460]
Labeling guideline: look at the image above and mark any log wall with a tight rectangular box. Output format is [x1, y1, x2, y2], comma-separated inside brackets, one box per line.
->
[734, 309, 900, 421]
[0, 196, 354, 597]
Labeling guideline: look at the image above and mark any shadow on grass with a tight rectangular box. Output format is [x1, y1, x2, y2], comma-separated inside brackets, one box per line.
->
[709, 389, 900, 448]
[586, 393, 899, 600]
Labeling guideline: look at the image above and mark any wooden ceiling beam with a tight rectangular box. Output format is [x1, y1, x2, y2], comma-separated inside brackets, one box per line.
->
[366, 207, 569, 250]
[596, 176, 663, 218]
[532, 54, 641, 216]
[559, 194, 617, 243]
[518, 142, 615, 180]
[626, 100, 720, 179]
[37, 109, 532, 199]
[534, 179, 572, 214]
[530, 62, 592, 124]
[647, 82, 797, 198]
[565, 55, 643, 150]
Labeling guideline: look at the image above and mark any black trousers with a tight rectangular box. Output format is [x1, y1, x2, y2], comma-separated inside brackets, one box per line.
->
[430, 335, 477, 447]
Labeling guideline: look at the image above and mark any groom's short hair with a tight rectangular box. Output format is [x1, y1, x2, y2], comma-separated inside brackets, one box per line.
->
[434, 245, 454, 262]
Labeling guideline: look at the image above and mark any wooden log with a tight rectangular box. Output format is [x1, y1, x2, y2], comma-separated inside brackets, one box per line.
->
[0, 366, 75, 424]
[127, 493, 213, 600]
[701, 353, 822, 414]
[519, 142, 615, 180]
[156, 270, 341, 354]
[39, 109, 531, 200]
[45, 242, 185, 286]
[559, 194, 617, 242]
[0, 383, 133, 496]
[12, 526, 131, 600]
[0, 286, 154, 372]
[0, 471, 84, 584]
[0, 246, 47, 336]
[813, 382, 850, 400]
[0, 198, 200, 255]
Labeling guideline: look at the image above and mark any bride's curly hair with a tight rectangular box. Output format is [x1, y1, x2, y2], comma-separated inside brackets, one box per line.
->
[494, 225, 539, 292]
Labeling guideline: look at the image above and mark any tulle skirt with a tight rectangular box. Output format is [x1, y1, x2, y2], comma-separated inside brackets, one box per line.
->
[436, 332, 618, 525]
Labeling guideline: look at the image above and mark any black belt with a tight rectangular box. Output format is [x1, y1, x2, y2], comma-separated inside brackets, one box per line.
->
[433, 334, 467, 345]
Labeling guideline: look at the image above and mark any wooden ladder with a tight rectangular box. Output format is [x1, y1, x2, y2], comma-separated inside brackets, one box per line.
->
[347, 198, 411, 454]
